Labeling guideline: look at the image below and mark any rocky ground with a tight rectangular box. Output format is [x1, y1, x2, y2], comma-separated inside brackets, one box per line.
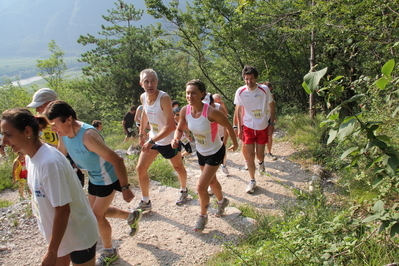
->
[0, 137, 317, 266]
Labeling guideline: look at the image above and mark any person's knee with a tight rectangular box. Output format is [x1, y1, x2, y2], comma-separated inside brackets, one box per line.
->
[197, 183, 208, 194]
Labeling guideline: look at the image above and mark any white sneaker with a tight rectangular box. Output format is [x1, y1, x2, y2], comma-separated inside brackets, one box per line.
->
[207, 186, 214, 195]
[220, 164, 229, 176]
[246, 180, 257, 194]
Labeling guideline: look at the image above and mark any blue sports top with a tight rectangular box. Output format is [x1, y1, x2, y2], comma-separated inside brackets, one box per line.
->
[62, 123, 118, 185]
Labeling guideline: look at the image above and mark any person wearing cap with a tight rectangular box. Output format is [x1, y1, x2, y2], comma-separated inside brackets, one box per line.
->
[27, 88, 59, 146]
[27, 88, 86, 187]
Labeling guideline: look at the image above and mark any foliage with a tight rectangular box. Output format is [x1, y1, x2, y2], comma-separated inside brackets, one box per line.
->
[210, 191, 399, 265]
[0, 83, 31, 112]
[36, 40, 67, 88]
[0, 151, 15, 191]
[148, 155, 178, 188]
[77, 0, 163, 116]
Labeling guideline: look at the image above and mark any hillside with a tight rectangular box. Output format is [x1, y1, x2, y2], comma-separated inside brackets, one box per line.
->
[0, 0, 158, 58]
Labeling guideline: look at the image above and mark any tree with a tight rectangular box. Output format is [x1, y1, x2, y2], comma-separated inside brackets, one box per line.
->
[77, 0, 162, 117]
[36, 40, 67, 88]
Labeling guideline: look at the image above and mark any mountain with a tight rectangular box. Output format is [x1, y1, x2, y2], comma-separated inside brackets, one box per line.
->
[0, 0, 159, 58]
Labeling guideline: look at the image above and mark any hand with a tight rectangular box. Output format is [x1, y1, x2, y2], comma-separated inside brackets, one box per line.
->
[141, 141, 153, 152]
[139, 135, 146, 147]
[171, 139, 179, 149]
[237, 128, 243, 141]
[123, 129, 127, 134]
[122, 189, 134, 203]
[228, 143, 238, 152]
[41, 250, 58, 266]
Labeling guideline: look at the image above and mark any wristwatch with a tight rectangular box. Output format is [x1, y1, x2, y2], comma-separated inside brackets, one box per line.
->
[149, 138, 155, 145]
[121, 184, 130, 191]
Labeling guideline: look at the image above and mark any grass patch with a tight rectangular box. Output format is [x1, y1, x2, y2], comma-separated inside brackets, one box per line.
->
[148, 155, 178, 188]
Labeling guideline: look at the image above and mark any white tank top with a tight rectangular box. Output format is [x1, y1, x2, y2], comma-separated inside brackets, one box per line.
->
[186, 103, 222, 156]
[143, 91, 174, 146]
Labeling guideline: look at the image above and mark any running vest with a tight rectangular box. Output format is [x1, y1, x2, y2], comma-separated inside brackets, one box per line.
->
[186, 103, 222, 156]
[62, 123, 118, 185]
[14, 157, 27, 180]
[143, 91, 174, 146]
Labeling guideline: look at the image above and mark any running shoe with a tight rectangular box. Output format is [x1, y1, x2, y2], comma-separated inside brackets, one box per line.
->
[127, 209, 142, 237]
[267, 153, 277, 161]
[258, 161, 266, 173]
[136, 200, 152, 212]
[246, 180, 257, 194]
[96, 248, 118, 266]
[194, 215, 208, 232]
[220, 164, 229, 176]
[215, 198, 229, 217]
[176, 189, 188, 205]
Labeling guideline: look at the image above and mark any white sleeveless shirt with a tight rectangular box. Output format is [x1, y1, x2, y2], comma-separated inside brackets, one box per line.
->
[186, 103, 222, 156]
[143, 91, 174, 146]
[214, 103, 224, 139]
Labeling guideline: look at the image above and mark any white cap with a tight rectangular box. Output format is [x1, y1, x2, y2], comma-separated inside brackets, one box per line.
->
[27, 88, 58, 108]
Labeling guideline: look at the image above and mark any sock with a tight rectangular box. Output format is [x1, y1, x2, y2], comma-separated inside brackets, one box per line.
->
[251, 179, 256, 183]
[259, 161, 264, 165]
[142, 196, 150, 203]
[200, 214, 208, 218]
[103, 248, 114, 253]
[217, 198, 225, 204]
[180, 188, 187, 192]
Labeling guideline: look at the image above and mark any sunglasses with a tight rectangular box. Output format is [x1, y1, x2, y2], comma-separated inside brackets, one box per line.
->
[174, 114, 180, 116]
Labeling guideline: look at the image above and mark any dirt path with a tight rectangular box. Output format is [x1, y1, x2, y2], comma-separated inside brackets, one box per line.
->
[0, 140, 312, 265]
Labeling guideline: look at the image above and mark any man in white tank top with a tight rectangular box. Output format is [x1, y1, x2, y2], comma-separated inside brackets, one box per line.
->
[136, 69, 188, 211]
[234, 65, 275, 194]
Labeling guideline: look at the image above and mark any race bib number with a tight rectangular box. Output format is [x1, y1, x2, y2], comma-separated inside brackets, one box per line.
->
[252, 109, 264, 118]
[40, 126, 58, 146]
[194, 134, 207, 146]
[181, 136, 190, 145]
[150, 123, 159, 133]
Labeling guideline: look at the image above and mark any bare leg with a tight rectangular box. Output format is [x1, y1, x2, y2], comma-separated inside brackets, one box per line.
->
[136, 149, 159, 197]
[89, 192, 116, 249]
[169, 152, 187, 188]
[256, 143, 266, 163]
[245, 143, 256, 180]
[197, 165, 220, 215]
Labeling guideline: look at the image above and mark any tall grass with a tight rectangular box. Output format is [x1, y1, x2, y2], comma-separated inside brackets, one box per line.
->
[208, 113, 399, 266]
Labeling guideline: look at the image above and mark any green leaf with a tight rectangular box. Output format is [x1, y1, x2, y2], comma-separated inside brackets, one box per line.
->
[378, 221, 389, 234]
[302, 81, 311, 94]
[376, 77, 389, 90]
[377, 135, 391, 142]
[340, 147, 358, 160]
[327, 129, 338, 145]
[381, 59, 395, 77]
[372, 175, 384, 188]
[338, 118, 356, 140]
[303, 67, 328, 93]
[363, 214, 379, 223]
[390, 223, 399, 238]
[369, 139, 387, 149]
[387, 155, 399, 175]
[372, 200, 384, 213]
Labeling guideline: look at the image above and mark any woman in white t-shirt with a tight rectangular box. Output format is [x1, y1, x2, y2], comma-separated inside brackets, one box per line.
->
[1, 108, 98, 266]
[171, 79, 238, 232]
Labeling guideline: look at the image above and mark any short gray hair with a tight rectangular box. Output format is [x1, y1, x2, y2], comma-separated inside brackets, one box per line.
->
[140, 69, 158, 82]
